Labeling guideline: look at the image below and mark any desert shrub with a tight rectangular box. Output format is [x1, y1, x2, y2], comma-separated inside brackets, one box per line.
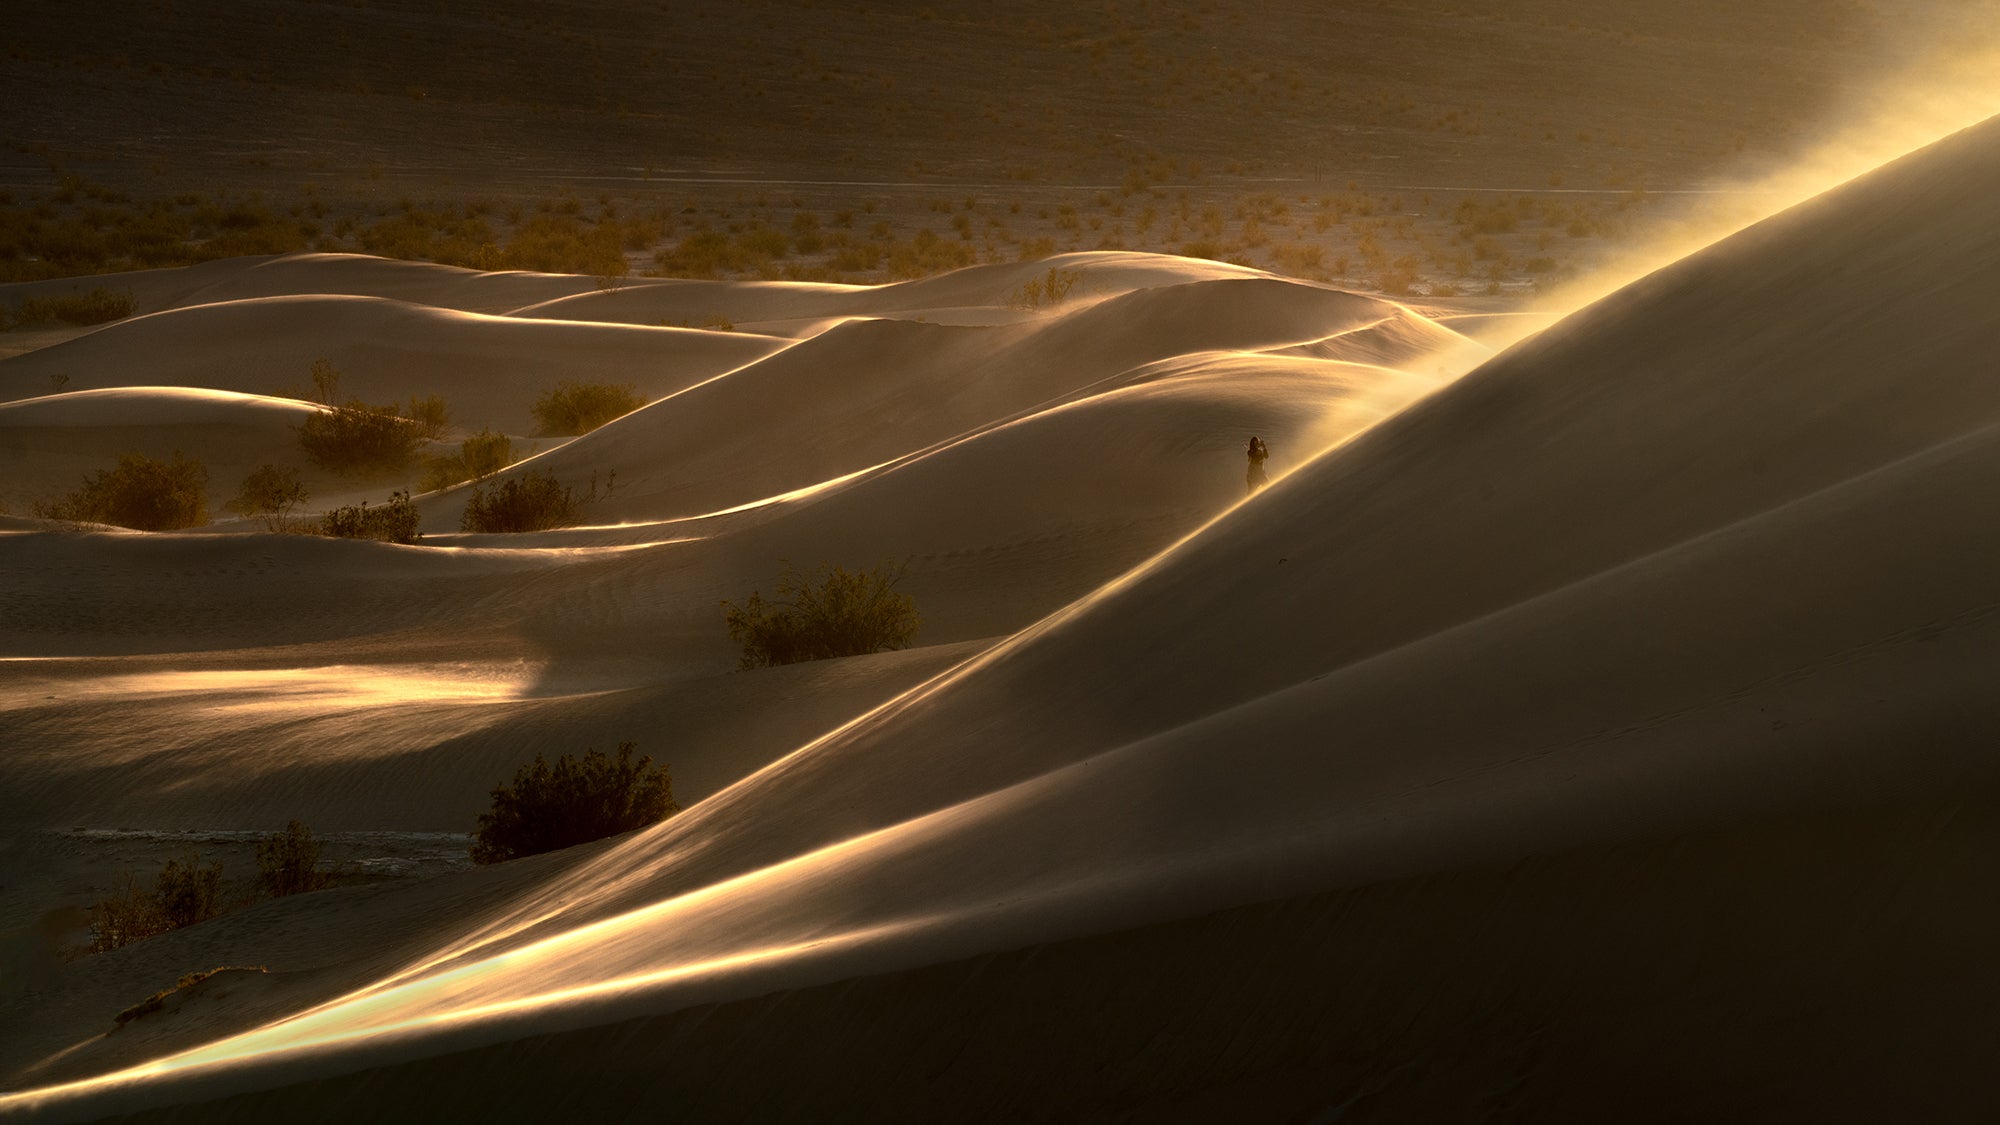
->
[14, 287, 135, 326]
[87, 873, 171, 953]
[298, 399, 423, 477]
[723, 562, 920, 669]
[419, 429, 514, 491]
[531, 380, 643, 436]
[460, 469, 579, 532]
[36, 450, 209, 530]
[256, 820, 332, 897]
[470, 741, 679, 864]
[1010, 266, 1082, 309]
[404, 394, 450, 439]
[154, 851, 226, 929]
[321, 490, 421, 544]
[227, 463, 308, 530]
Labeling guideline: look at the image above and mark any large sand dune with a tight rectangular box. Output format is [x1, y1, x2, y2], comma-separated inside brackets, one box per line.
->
[5, 110, 2000, 1120]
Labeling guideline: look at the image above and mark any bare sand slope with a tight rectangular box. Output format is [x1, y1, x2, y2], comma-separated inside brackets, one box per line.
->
[0, 389, 330, 513]
[0, 296, 783, 433]
[13, 114, 1997, 1121]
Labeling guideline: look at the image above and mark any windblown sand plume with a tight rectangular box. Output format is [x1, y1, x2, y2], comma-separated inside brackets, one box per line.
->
[5, 88, 2000, 1125]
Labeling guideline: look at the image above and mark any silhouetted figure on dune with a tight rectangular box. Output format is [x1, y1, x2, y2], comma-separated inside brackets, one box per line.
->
[1246, 436, 1269, 494]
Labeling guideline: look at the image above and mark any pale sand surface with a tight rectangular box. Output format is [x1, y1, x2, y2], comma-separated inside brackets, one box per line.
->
[5, 112, 2000, 1121]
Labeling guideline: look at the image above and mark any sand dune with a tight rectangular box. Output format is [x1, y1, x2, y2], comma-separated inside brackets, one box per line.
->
[455, 277, 1439, 524]
[507, 250, 1268, 330]
[0, 296, 782, 435]
[8, 113, 2000, 1121]
[0, 388, 331, 513]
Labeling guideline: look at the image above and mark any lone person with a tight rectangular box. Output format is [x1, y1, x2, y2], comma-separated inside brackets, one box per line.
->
[1246, 435, 1270, 494]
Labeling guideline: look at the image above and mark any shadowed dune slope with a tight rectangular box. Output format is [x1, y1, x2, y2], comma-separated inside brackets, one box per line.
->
[19, 114, 2000, 1120]
[0, 296, 783, 433]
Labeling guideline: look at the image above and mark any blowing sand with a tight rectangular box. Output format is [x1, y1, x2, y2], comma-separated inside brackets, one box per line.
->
[5, 108, 2000, 1121]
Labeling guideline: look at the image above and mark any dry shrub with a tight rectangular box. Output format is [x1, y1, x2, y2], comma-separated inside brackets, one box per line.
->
[36, 451, 209, 530]
[227, 463, 308, 530]
[321, 490, 421, 544]
[470, 742, 679, 864]
[531, 380, 642, 436]
[256, 820, 333, 897]
[14, 287, 135, 326]
[298, 400, 423, 477]
[460, 469, 580, 533]
[723, 562, 920, 669]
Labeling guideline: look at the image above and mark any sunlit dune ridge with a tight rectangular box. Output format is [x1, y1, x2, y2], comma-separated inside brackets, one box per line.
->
[10, 95, 2000, 1120]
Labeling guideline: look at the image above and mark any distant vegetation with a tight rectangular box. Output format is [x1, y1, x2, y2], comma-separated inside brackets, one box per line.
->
[3, 286, 136, 328]
[724, 562, 920, 669]
[470, 742, 679, 864]
[35, 450, 209, 530]
[531, 380, 644, 436]
[459, 468, 584, 533]
[321, 490, 421, 544]
[226, 463, 308, 530]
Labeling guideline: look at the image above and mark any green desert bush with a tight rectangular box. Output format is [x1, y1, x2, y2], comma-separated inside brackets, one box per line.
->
[531, 380, 643, 436]
[298, 399, 424, 477]
[226, 463, 308, 530]
[321, 490, 421, 544]
[723, 562, 920, 669]
[256, 820, 333, 897]
[470, 742, 680, 864]
[36, 451, 209, 530]
[460, 469, 580, 532]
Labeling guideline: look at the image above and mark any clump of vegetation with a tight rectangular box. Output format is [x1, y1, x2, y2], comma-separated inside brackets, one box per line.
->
[530, 380, 643, 436]
[294, 359, 425, 477]
[88, 851, 225, 953]
[1010, 266, 1082, 309]
[470, 742, 679, 864]
[226, 463, 308, 530]
[35, 451, 209, 530]
[298, 400, 424, 477]
[404, 394, 450, 440]
[460, 469, 581, 533]
[9, 287, 135, 327]
[256, 820, 333, 898]
[113, 967, 265, 1029]
[321, 490, 421, 544]
[419, 429, 514, 492]
[723, 562, 920, 669]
